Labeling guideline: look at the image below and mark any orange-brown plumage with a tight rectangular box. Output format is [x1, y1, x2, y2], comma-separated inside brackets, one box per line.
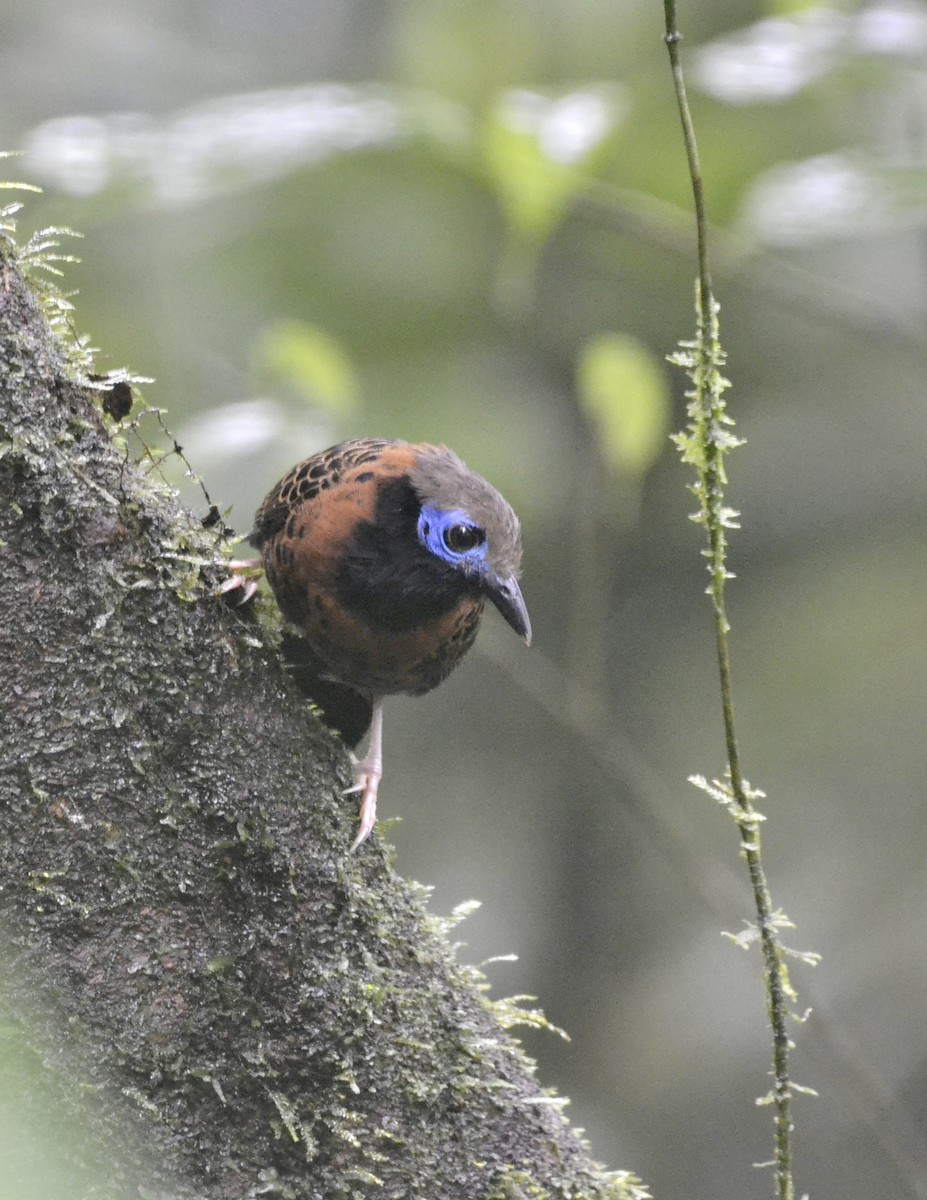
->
[249, 437, 530, 848]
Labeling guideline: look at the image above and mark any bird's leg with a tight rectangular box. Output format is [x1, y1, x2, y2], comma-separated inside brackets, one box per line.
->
[345, 698, 384, 851]
[218, 558, 263, 604]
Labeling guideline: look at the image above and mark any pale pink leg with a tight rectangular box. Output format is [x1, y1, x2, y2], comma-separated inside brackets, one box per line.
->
[345, 698, 384, 851]
[218, 558, 262, 604]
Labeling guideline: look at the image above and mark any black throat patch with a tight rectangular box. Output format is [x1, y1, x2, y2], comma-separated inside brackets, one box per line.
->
[332, 476, 479, 632]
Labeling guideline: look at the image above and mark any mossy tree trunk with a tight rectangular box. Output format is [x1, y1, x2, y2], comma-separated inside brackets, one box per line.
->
[0, 243, 642, 1199]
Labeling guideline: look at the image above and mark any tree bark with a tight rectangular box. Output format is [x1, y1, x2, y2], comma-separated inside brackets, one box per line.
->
[0, 239, 642, 1200]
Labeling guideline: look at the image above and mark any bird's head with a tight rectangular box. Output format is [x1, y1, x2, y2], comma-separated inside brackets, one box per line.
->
[409, 445, 531, 645]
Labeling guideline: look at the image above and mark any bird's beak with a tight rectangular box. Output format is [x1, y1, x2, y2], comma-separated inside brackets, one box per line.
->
[486, 574, 532, 646]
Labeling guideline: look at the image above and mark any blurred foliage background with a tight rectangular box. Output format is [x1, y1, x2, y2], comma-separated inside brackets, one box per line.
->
[4, 1, 927, 1196]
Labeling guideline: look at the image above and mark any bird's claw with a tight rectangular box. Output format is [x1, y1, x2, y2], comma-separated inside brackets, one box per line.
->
[219, 558, 263, 605]
[345, 761, 382, 852]
[345, 701, 384, 851]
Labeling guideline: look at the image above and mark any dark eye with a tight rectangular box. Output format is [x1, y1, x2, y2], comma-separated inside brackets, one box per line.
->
[443, 523, 485, 553]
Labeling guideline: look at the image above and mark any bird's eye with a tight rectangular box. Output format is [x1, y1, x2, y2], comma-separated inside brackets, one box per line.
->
[417, 506, 488, 567]
[443, 523, 484, 554]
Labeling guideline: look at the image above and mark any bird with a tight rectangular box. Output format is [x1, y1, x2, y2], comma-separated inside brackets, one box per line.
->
[227, 438, 531, 850]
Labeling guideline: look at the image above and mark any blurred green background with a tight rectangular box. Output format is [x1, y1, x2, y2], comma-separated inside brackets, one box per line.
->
[4, 1, 927, 1196]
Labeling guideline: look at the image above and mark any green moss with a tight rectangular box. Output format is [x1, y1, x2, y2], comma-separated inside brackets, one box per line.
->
[488, 1164, 652, 1200]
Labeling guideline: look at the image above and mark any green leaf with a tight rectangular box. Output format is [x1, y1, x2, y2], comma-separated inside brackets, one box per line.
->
[254, 320, 357, 417]
[483, 111, 574, 242]
[577, 333, 670, 479]
[481, 89, 619, 244]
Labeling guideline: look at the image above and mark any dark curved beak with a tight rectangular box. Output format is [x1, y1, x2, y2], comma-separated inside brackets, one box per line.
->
[486, 574, 532, 646]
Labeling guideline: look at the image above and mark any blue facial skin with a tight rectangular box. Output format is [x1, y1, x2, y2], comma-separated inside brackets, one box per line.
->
[416, 506, 488, 574]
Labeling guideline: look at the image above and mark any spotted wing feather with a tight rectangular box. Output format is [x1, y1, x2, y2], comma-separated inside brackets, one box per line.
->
[251, 438, 398, 548]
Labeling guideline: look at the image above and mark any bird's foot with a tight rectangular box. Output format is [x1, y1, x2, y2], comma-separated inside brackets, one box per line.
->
[218, 558, 263, 604]
[344, 755, 383, 851]
[344, 699, 384, 851]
